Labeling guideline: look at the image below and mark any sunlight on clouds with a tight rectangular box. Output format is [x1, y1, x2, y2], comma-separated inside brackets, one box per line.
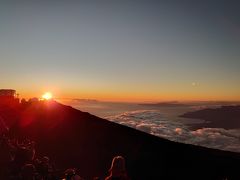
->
[106, 110, 240, 153]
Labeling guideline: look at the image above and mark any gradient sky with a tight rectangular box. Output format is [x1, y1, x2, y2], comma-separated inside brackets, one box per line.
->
[0, 0, 240, 102]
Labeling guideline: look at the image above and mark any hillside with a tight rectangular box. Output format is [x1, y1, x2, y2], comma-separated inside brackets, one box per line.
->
[1, 101, 240, 179]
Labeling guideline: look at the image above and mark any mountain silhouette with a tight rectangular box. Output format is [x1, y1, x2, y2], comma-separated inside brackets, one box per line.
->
[139, 102, 189, 107]
[181, 105, 240, 129]
[1, 101, 240, 179]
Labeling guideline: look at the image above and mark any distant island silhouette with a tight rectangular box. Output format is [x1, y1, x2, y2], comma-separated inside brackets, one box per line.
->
[72, 98, 99, 103]
[181, 105, 240, 130]
[0, 97, 240, 179]
[139, 102, 189, 107]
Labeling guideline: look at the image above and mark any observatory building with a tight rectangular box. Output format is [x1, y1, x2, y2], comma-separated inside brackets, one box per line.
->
[0, 89, 19, 106]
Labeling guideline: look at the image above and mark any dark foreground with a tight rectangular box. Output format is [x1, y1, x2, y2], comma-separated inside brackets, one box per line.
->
[1, 100, 240, 180]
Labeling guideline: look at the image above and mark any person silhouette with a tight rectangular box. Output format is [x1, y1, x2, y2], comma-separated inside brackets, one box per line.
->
[105, 156, 130, 180]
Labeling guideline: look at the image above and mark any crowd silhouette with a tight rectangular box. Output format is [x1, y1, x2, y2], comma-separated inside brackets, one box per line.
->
[0, 131, 130, 180]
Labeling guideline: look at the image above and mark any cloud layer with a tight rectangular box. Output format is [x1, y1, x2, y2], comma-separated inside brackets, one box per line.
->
[106, 110, 240, 153]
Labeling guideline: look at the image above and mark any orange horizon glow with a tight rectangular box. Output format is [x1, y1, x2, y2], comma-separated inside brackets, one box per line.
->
[17, 89, 240, 103]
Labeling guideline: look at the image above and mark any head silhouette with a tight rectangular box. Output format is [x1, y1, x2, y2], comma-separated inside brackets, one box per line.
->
[109, 156, 127, 177]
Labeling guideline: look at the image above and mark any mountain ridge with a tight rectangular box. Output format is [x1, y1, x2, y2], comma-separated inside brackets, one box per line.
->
[1, 101, 240, 179]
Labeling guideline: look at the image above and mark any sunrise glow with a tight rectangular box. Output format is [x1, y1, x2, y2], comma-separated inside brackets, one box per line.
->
[42, 92, 53, 100]
[1, 1, 240, 103]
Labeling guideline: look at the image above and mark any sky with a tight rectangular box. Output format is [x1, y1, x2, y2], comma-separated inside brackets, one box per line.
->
[0, 0, 240, 102]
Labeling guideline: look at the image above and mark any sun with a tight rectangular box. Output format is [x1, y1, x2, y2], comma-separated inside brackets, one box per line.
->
[42, 92, 53, 100]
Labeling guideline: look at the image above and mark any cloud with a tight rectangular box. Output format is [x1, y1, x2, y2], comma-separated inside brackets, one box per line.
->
[106, 110, 240, 153]
[175, 128, 183, 135]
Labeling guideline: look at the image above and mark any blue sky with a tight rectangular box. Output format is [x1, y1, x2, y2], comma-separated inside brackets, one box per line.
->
[0, 0, 240, 101]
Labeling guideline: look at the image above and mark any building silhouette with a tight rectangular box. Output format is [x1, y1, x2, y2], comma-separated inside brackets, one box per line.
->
[0, 89, 19, 107]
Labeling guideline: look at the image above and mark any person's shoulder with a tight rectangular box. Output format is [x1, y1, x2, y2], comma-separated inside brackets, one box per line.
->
[74, 175, 85, 180]
[121, 175, 131, 180]
[104, 176, 111, 180]
[125, 177, 131, 180]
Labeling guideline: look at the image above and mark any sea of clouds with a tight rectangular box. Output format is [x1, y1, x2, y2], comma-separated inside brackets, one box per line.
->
[106, 110, 240, 153]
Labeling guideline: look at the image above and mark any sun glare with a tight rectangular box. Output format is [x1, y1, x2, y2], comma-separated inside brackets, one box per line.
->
[42, 92, 53, 100]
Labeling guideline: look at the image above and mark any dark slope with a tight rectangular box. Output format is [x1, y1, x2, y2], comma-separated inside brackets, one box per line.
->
[181, 105, 240, 129]
[1, 101, 240, 180]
